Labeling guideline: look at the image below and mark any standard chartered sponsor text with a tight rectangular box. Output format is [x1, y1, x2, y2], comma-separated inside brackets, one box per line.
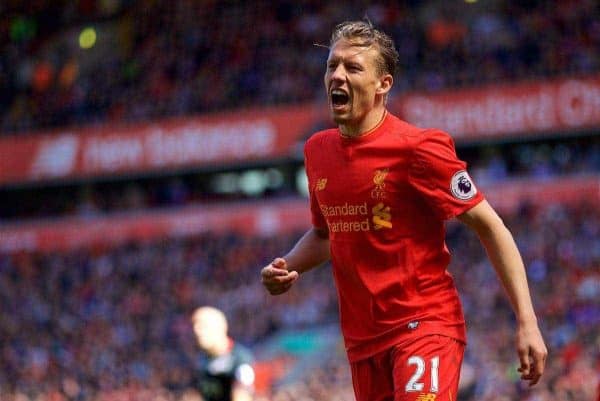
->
[328, 219, 371, 232]
[320, 202, 368, 217]
[321, 202, 370, 233]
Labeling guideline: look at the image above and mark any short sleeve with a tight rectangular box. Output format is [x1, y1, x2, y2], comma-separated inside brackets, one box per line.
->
[408, 129, 484, 220]
[234, 363, 255, 386]
[234, 346, 255, 386]
[304, 141, 328, 230]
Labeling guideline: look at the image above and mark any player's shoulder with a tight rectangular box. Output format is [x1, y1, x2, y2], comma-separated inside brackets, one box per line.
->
[388, 114, 452, 144]
[304, 127, 338, 153]
[416, 127, 456, 150]
[391, 119, 455, 152]
[306, 127, 338, 144]
[231, 342, 254, 365]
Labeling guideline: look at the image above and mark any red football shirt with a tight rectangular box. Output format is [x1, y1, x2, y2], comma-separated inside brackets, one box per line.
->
[304, 111, 484, 362]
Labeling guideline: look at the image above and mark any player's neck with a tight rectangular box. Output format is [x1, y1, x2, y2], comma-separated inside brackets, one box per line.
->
[339, 108, 387, 138]
[206, 337, 233, 357]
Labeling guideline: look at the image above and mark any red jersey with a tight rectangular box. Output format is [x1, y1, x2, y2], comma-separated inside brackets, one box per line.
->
[304, 112, 484, 362]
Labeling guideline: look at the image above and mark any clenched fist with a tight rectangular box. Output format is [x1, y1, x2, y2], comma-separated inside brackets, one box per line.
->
[261, 258, 299, 295]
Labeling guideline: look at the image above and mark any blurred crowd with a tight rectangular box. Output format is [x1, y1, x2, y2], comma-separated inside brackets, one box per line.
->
[0, 230, 339, 401]
[0, 201, 598, 401]
[1, 0, 599, 135]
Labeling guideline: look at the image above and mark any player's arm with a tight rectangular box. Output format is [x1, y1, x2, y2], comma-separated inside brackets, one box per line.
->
[231, 361, 255, 401]
[231, 386, 253, 401]
[457, 199, 548, 386]
[261, 227, 330, 295]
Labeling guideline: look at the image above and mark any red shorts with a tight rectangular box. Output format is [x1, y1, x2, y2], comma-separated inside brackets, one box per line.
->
[350, 335, 465, 401]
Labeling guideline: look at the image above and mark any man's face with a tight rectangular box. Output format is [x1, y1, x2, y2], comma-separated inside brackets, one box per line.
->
[324, 39, 385, 126]
[192, 310, 225, 352]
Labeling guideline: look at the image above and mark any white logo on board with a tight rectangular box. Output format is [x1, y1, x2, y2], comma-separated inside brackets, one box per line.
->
[30, 135, 78, 178]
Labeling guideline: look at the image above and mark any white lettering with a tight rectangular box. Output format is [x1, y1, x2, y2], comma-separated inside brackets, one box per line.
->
[83, 137, 144, 171]
[81, 120, 277, 173]
[401, 80, 600, 137]
[558, 80, 600, 127]
[30, 135, 78, 178]
[145, 120, 276, 166]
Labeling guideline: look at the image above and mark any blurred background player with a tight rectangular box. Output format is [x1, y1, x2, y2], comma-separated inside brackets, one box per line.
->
[191, 306, 255, 401]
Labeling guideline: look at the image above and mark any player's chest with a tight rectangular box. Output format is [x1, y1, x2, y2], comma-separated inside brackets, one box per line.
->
[310, 151, 410, 203]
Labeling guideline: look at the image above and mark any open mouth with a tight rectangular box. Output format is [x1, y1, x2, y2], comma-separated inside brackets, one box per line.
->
[331, 89, 350, 107]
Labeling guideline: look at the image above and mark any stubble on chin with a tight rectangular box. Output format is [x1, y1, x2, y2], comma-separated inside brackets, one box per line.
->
[332, 115, 344, 125]
[330, 110, 350, 125]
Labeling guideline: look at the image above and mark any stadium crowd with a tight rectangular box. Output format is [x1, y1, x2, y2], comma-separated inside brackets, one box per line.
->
[0, 200, 598, 401]
[1, 0, 599, 134]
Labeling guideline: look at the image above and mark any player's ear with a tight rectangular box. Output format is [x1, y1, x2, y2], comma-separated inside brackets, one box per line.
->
[376, 74, 393, 95]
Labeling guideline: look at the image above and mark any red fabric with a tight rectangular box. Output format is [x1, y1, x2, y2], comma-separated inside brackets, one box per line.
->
[350, 335, 464, 401]
[304, 112, 483, 362]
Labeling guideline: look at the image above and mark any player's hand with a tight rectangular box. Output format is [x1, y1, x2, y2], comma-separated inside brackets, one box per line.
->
[516, 320, 548, 386]
[261, 258, 299, 295]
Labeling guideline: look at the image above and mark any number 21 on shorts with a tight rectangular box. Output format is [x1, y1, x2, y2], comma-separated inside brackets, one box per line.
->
[405, 355, 439, 393]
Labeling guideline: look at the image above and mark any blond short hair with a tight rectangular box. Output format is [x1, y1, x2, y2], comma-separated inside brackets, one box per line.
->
[330, 20, 399, 77]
